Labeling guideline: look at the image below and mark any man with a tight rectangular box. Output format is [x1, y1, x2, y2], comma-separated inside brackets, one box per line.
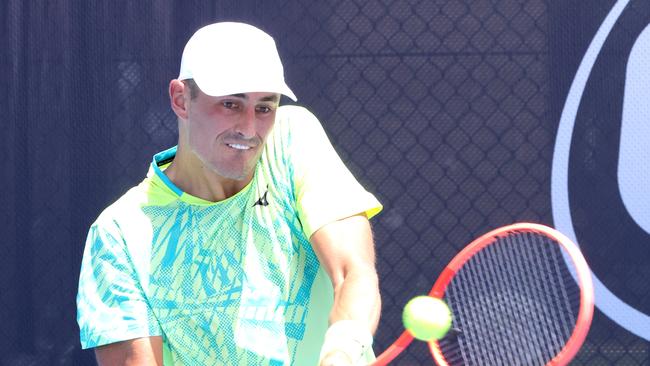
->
[77, 22, 382, 365]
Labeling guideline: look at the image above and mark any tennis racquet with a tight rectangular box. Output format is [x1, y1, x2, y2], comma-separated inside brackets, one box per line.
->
[373, 222, 594, 366]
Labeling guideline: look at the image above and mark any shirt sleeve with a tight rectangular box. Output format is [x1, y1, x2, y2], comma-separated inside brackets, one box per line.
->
[280, 106, 382, 238]
[76, 217, 161, 349]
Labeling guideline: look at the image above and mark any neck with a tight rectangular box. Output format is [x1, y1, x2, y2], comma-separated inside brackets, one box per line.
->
[164, 144, 252, 202]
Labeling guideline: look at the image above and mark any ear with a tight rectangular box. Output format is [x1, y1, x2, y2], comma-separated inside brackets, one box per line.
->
[169, 79, 190, 120]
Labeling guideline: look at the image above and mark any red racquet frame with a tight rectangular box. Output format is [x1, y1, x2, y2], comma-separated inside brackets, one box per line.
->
[372, 222, 594, 366]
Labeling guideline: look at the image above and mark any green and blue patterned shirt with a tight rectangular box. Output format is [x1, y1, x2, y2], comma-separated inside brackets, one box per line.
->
[77, 106, 382, 365]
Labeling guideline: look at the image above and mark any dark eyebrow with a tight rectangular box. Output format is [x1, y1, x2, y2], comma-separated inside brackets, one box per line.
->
[261, 95, 281, 103]
[229, 93, 280, 103]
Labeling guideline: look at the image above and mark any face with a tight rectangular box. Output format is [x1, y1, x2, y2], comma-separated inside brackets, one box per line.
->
[184, 89, 280, 181]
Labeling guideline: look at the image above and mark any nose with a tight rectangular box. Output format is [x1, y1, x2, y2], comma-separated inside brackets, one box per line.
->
[234, 106, 257, 139]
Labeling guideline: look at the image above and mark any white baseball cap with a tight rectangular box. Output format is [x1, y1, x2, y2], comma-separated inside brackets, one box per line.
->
[177, 22, 297, 101]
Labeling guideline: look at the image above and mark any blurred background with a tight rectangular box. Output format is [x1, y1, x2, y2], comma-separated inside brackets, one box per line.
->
[2, 0, 649, 364]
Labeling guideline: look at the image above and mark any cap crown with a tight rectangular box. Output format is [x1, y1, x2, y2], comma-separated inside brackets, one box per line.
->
[178, 22, 296, 101]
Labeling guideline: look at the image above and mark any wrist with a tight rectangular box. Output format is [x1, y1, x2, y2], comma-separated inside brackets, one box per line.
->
[319, 319, 373, 364]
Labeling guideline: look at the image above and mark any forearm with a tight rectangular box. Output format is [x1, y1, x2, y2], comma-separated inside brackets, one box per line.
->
[320, 269, 381, 365]
[95, 337, 163, 366]
[329, 266, 381, 333]
[310, 214, 381, 364]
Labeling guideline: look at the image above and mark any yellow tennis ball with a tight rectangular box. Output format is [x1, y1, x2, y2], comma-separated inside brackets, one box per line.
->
[402, 296, 452, 341]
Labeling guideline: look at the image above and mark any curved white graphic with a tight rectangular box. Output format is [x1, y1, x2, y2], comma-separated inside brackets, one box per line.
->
[619, 25, 650, 234]
[551, 0, 650, 340]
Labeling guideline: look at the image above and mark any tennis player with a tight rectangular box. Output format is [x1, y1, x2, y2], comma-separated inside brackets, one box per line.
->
[76, 22, 382, 365]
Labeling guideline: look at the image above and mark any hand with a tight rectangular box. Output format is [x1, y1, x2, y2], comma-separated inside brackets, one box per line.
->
[318, 320, 371, 366]
[319, 349, 355, 366]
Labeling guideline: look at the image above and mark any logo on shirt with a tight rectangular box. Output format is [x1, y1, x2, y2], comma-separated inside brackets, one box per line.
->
[253, 186, 269, 207]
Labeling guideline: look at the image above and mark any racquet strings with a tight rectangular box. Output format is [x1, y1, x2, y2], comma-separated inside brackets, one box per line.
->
[438, 231, 581, 365]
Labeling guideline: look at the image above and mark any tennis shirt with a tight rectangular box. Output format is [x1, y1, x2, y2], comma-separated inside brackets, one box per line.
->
[76, 105, 382, 365]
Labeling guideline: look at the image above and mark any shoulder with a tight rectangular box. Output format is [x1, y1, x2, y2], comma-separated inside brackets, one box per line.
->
[271, 105, 331, 146]
[91, 183, 150, 233]
[277, 104, 318, 120]
[275, 105, 322, 130]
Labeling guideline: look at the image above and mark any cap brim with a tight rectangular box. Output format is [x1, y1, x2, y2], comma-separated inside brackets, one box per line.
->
[190, 70, 297, 101]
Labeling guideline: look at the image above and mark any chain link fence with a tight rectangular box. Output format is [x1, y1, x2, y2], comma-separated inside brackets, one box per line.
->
[2, 0, 649, 364]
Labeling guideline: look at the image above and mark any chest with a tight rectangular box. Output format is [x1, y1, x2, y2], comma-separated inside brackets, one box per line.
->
[140, 184, 313, 304]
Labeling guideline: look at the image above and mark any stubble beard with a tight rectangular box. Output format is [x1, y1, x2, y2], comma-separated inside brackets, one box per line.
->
[206, 145, 263, 182]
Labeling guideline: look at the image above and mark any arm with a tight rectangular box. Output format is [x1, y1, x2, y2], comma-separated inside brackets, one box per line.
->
[78, 222, 164, 364]
[311, 213, 381, 365]
[95, 336, 163, 366]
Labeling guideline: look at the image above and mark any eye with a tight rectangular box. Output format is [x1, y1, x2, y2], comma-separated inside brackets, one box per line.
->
[222, 101, 239, 109]
[256, 105, 272, 114]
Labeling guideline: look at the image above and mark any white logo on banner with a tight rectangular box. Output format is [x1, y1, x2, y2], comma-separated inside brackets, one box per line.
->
[551, 0, 650, 340]
[619, 25, 650, 233]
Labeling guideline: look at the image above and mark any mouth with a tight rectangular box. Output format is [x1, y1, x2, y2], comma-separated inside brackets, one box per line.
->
[227, 143, 253, 151]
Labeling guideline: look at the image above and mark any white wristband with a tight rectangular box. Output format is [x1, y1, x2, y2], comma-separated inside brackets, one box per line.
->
[319, 320, 373, 364]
